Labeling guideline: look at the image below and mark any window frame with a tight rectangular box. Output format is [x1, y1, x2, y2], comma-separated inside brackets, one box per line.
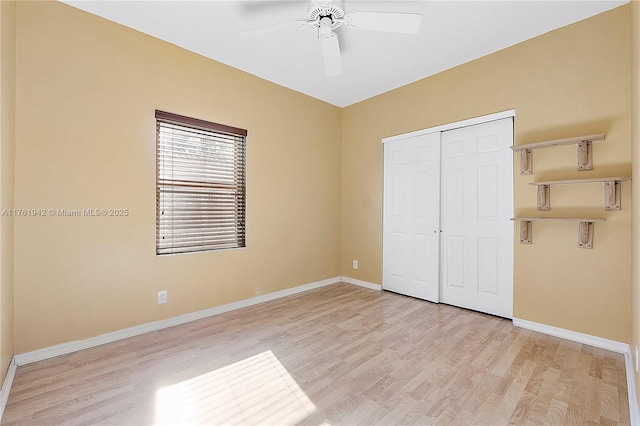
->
[155, 110, 247, 255]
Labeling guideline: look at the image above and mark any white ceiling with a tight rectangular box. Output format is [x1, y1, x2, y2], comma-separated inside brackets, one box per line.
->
[62, 0, 628, 107]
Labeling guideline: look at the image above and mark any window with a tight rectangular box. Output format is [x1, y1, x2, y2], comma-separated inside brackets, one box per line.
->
[156, 110, 247, 255]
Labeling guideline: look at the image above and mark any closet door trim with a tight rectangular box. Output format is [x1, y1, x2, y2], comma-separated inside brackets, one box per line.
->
[382, 109, 516, 145]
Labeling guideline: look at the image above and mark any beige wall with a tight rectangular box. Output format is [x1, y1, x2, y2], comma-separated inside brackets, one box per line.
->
[630, 0, 640, 408]
[341, 6, 632, 342]
[0, 0, 16, 381]
[13, 1, 342, 353]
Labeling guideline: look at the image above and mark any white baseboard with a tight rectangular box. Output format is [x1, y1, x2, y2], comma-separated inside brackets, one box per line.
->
[0, 357, 16, 421]
[341, 276, 382, 291]
[15, 276, 342, 366]
[512, 318, 628, 354]
[624, 348, 640, 425]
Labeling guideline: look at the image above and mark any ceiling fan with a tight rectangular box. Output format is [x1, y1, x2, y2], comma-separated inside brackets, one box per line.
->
[238, 0, 423, 77]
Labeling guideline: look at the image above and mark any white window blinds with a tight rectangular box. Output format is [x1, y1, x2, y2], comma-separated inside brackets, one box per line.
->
[156, 110, 247, 255]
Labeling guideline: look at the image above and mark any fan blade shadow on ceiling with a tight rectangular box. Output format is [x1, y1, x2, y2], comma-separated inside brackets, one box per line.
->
[335, 26, 348, 54]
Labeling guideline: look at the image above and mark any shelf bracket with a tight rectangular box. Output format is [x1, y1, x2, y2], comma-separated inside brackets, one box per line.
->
[577, 221, 595, 249]
[519, 220, 532, 244]
[603, 180, 621, 210]
[577, 141, 593, 171]
[536, 184, 550, 211]
[512, 217, 604, 248]
[520, 149, 533, 175]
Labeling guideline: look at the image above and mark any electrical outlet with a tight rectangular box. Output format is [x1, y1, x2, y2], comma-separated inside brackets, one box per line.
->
[158, 290, 168, 305]
[353, 260, 358, 270]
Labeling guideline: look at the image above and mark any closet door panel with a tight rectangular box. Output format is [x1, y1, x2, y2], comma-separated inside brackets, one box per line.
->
[440, 118, 514, 318]
[383, 132, 441, 302]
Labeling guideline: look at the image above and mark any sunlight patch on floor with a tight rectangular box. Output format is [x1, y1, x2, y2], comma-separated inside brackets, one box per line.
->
[155, 350, 318, 425]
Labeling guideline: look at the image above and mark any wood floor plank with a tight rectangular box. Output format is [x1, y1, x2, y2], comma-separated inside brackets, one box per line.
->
[1, 283, 630, 425]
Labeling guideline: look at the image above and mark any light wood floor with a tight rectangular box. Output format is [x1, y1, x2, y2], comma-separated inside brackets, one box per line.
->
[2, 283, 630, 425]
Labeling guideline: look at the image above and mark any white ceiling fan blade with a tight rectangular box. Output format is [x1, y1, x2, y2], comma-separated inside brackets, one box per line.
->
[237, 20, 310, 38]
[345, 12, 422, 34]
[321, 32, 342, 76]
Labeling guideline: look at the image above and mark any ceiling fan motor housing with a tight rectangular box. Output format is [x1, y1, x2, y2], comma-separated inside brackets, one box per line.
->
[308, 0, 345, 30]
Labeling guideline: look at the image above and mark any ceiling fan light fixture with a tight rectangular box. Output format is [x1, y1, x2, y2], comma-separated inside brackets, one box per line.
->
[319, 16, 333, 36]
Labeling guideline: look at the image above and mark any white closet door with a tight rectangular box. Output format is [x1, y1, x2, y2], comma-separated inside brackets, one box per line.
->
[440, 118, 514, 318]
[383, 132, 441, 302]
